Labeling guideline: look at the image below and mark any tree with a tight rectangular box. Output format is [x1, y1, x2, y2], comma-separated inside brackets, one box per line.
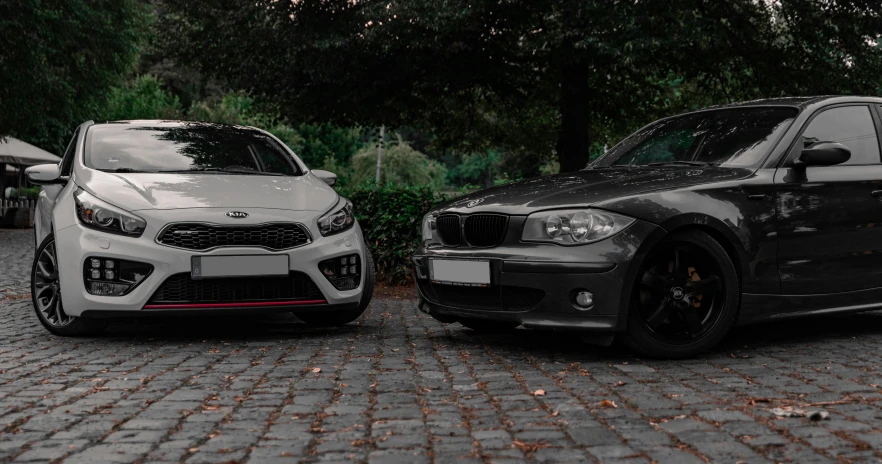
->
[159, 0, 882, 171]
[103, 75, 182, 121]
[0, 0, 146, 153]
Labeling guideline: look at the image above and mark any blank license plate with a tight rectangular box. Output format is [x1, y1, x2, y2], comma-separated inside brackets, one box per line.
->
[430, 259, 490, 286]
[192, 255, 289, 279]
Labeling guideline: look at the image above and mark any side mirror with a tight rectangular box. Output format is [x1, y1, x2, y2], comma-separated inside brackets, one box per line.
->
[312, 169, 337, 187]
[796, 142, 851, 167]
[25, 163, 66, 185]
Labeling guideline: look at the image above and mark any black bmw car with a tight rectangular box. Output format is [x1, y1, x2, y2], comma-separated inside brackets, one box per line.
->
[413, 95, 882, 357]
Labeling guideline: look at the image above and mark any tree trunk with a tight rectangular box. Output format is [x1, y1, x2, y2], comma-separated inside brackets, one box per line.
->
[556, 60, 592, 172]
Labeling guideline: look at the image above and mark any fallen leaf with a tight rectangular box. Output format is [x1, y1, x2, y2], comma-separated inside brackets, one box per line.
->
[311, 367, 322, 373]
[533, 389, 546, 396]
[599, 400, 618, 409]
[512, 439, 550, 454]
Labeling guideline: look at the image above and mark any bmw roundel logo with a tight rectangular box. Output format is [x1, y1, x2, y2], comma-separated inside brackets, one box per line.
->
[466, 198, 484, 208]
[226, 211, 249, 219]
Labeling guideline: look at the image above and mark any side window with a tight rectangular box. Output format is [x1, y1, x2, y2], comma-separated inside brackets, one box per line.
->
[59, 128, 80, 177]
[800, 106, 880, 165]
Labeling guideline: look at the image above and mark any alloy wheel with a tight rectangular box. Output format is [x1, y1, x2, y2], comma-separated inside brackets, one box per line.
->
[635, 242, 724, 344]
[33, 241, 74, 327]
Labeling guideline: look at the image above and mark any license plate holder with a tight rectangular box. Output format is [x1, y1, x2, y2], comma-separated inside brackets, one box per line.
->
[429, 258, 491, 286]
[191, 255, 289, 279]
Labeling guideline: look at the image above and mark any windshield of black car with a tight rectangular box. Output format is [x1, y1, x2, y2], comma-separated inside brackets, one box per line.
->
[84, 123, 302, 175]
[601, 107, 799, 167]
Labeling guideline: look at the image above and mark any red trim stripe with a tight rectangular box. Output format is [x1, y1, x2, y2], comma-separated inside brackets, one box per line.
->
[143, 299, 327, 309]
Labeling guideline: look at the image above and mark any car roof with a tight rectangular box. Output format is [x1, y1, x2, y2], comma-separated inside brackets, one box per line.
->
[705, 95, 882, 110]
[89, 120, 261, 132]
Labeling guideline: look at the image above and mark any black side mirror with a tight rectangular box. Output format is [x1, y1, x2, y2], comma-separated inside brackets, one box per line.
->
[795, 142, 851, 167]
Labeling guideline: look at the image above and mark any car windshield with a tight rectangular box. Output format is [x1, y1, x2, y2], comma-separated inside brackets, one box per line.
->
[84, 123, 302, 176]
[600, 107, 799, 167]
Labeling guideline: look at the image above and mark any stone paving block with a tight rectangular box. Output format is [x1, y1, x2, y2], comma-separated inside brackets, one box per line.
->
[1, 229, 882, 463]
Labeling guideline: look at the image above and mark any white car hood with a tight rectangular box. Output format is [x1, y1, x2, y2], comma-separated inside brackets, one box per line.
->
[76, 169, 339, 212]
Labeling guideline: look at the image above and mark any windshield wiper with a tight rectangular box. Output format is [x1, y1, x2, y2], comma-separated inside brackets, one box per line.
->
[646, 160, 711, 167]
[101, 168, 154, 173]
[160, 168, 286, 176]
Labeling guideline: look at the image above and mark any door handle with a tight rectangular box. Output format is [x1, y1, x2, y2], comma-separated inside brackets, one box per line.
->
[872, 190, 882, 197]
[747, 194, 766, 201]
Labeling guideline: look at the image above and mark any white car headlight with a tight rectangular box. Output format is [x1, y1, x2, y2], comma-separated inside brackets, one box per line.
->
[421, 213, 436, 241]
[318, 197, 354, 236]
[522, 209, 635, 245]
[74, 189, 147, 237]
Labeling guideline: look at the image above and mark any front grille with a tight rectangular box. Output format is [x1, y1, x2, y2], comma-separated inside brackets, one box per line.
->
[419, 282, 545, 312]
[157, 223, 310, 251]
[148, 272, 323, 304]
[435, 215, 461, 246]
[464, 215, 508, 247]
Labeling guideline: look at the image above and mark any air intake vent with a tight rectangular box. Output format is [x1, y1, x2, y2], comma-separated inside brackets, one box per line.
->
[464, 215, 508, 247]
[435, 215, 461, 246]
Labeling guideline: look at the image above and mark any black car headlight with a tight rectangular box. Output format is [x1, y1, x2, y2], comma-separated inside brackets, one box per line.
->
[522, 209, 635, 245]
[318, 197, 354, 236]
[74, 189, 147, 237]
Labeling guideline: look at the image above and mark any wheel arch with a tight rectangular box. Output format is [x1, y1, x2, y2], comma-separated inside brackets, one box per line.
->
[616, 214, 745, 330]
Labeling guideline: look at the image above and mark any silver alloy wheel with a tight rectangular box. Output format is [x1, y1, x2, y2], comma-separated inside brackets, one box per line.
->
[33, 241, 74, 327]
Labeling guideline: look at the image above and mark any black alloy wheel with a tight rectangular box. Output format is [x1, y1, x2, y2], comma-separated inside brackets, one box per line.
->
[625, 229, 739, 358]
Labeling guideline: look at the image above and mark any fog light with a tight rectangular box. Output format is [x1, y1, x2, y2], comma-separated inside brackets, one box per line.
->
[575, 291, 594, 309]
[319, 254, 362, 290]
[83, 257, 152, 296]
[90, 282, 130, 296]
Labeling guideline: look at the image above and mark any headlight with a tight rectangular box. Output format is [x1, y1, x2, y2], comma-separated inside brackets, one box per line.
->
[421, 213, 436, 241]
[522, 209, 635, 245]
[318, 197, 354, 236]
[74, 189, 146, 237]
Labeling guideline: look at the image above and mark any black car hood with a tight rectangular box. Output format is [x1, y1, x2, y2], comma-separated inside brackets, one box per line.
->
[436, 166, 752, 215]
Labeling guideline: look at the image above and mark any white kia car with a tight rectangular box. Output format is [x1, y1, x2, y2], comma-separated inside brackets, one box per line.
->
[25, 120, 374, 335]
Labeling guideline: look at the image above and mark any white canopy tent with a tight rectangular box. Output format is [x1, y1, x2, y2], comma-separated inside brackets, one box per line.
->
[0, 137, 61, 166]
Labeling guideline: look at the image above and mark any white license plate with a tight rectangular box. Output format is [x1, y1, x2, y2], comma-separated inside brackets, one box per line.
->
[430, 258, 491, 286]
[192, 255, 289, 279]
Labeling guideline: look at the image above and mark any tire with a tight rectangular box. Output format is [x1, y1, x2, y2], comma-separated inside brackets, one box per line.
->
[31, 234, 107, 336]
[624, 229, 739, 358]
[295, 248, 376, 326]
[458, 318, 520, 332]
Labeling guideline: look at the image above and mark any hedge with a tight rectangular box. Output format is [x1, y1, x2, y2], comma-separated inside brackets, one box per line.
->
[338, 182, 451, 285]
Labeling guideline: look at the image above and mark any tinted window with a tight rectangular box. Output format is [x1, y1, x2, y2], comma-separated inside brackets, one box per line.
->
[799, 106, 880, 165]
[604, 107, 798, 167]
[59, 128, 80, 176]
[84, 123, 301, 176]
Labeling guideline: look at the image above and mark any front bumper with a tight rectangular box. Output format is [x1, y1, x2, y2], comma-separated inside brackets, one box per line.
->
[413, 220, 661, 332]
[55, 208, 367, 317]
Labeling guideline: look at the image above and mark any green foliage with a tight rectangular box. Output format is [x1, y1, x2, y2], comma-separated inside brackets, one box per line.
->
[8, 187, 41, 200]
[294, 123, 363, 168]
[338, 182, 450, 284]
[351, 136, 447, 189]
[0, 0, 146, 153]
[103, 75, 183, 121]
[160, 0, 882, 172]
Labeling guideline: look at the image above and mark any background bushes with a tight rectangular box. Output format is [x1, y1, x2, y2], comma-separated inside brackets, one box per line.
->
[338, 182, 449, 284]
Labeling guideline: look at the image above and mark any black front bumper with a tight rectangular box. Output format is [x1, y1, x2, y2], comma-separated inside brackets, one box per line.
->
[413, 220, 661, 332]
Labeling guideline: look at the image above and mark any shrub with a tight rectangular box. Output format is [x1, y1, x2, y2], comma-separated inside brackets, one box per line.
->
[338, 182, 452, 284]
[350, 136, 447, 189]
[294, 123, 363, 168]
[103, 75, 183, 120]
[8, 186, 40, 199]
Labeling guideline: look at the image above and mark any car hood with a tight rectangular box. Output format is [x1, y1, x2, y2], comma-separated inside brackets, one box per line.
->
[76, 169, 339, 212]
[436, 166, 752, 215]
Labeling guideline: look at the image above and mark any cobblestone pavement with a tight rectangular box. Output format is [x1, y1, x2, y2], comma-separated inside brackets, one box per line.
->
[4, 229, 882, 463]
